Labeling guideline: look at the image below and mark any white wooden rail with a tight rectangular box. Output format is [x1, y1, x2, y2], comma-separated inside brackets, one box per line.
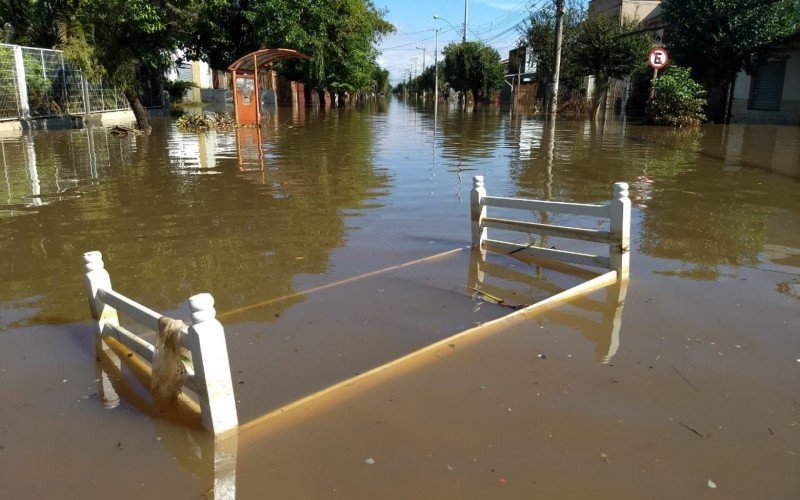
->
[83, 251, 238, 435]
[471, 176, 630, 275]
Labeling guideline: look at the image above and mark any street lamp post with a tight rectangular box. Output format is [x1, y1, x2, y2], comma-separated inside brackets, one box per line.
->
[463, 0, 468, 43]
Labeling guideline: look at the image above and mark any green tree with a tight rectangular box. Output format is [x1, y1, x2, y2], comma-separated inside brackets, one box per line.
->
[570, 15, 652, 117]
[442, 41, 504, 104]
[398, 64, 440, 97]
[373, 66, 390, 95]
[523, 0, 586, 97]
[58, 0, 203, 132]
[187, 0, 393, 100]
[0, 0, 66, 47]
[661, 0, 800, 121]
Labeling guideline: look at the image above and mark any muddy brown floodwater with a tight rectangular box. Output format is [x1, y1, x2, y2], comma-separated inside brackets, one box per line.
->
[0, 99, 798, 498]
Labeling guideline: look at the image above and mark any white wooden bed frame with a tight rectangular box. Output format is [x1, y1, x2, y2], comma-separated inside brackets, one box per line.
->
[82, 177, 630, 438]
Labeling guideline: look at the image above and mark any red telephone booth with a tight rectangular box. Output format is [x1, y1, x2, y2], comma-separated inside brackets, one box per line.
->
[228, 49, 310, 126]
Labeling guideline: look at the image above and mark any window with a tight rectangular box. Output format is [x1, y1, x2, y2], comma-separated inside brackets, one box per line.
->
[749, 60, 786, 111]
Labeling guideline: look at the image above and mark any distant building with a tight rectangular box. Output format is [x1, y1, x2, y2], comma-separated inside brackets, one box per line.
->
[731, 40, 800, 125]
[167, 51, 230, 103]
[588, 0, 663, 41]
[504, 46, 542, 109]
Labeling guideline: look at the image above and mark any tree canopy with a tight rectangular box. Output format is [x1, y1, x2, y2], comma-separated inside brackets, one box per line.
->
[187, 0, 394, 95]
[523, 0, 586, 97]
[442, 41, 505, 103]
[662, 0, 800, 89]
[570, 15, 651, 92]
[0, 0, 394, 130]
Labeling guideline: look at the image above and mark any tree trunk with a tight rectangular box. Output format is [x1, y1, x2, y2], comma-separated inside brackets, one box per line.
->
[705, 84, 731, 124]
[125, 90, 151, 134]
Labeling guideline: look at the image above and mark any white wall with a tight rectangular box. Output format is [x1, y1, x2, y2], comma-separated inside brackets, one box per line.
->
[781, 49, 800, 100]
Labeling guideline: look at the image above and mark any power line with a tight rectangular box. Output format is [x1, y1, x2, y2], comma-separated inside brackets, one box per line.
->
[380, 25, 458, 50]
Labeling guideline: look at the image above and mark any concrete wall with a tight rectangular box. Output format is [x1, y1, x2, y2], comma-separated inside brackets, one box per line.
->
[731, 49, 800, 125]
[0, 109, 137, 133]
[588, 0, 662, 23]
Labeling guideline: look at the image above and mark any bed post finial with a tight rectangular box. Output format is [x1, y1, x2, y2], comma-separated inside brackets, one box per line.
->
[471, 176, 487, 250]
[82, 251, 119, 345]
[610, 182, 631, 276]
[185, 293, 238, 435]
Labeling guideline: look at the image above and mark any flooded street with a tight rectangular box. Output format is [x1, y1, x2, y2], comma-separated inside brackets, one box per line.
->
[1, 100, 798, 498]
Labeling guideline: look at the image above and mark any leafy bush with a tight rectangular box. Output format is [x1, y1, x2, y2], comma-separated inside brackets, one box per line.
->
[647, 66, 706, 126]
[163, 80, 198, 103]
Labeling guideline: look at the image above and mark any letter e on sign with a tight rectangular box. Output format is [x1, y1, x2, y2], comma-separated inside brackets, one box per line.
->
[648, 48, 669, 70]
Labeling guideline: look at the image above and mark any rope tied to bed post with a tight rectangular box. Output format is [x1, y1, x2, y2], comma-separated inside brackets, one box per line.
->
[151, 316, 188, 404]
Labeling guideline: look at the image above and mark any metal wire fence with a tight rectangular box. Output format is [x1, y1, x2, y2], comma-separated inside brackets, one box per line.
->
[0, 43, 163, 120]
[0, 45, 21, 119]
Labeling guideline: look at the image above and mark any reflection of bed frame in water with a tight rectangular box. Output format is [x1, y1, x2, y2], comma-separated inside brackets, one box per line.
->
[95, 341, 237, 498]
[467, 249, 628, 363]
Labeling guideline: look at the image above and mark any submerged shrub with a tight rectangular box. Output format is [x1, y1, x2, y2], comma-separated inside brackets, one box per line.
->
[558, 93, 591, 118]
[175, 112, 211, 131]
[647, 66, 707, 126]
[175, 112, 239, 132]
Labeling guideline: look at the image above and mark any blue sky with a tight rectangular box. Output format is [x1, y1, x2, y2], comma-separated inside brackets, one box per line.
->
[374, 0, 540, 83]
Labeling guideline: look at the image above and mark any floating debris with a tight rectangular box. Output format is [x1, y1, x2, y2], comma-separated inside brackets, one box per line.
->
[707, 479, 717, 489]
[678, 422, 711, 438]
[364, 457, 375, 465]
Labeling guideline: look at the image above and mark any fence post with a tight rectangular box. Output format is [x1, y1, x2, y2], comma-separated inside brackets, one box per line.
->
[82, 251, 119, 348]
[12, 45, 30, 119]
[471, 175, 487, 249]
[81, 74, 91, 114]
[184, 293, 238, 435]
[609, 182, 631, 276]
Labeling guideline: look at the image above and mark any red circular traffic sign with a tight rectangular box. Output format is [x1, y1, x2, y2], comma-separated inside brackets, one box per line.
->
[648, 48, 669, 69]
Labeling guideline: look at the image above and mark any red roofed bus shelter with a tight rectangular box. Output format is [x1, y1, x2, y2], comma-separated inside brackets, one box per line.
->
[228, 48, 310, 126]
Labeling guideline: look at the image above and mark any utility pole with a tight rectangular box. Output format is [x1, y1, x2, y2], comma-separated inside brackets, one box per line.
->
[463, 0, 469, 43]
[434, 29, 439, 104]
[549, 0, 564, 118]
[416, 47, 427, 71]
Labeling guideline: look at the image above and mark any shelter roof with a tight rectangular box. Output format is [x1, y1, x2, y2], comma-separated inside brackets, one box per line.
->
[227, 48, 310, 73]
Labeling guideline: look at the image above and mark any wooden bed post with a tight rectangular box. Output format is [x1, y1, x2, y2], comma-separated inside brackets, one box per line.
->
[471, 175, 487, 250]
[83, 251, 119, 349]
[609, 182, 631, 276]
[184, 293, 239, 435]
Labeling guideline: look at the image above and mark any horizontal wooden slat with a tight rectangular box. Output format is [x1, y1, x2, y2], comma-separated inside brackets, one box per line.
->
[98, 288, 161, 332]
[102, 323, 198, 393]
[483, 217, 612, 243]
[482, 196, 610, 218]
[484, 238, 610, 270]
[478, 260, 605, 312]
[103, 323, 154, 362]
